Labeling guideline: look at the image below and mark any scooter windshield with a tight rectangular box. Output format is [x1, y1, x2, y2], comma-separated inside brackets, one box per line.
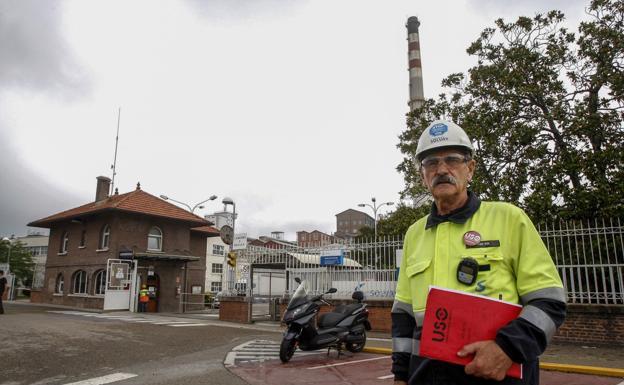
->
[287, 280, 310, 310]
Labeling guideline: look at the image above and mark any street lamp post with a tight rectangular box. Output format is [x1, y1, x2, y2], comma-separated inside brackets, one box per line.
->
[159, 195, 217, 213]
[1, 237, 11, 273]
[358, 197, 394, 239]
[221, 197, 236, 295]
[2, 237, 12, 301]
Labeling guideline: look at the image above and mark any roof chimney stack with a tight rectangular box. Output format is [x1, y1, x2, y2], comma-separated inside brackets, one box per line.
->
[95, 176, 111, 201]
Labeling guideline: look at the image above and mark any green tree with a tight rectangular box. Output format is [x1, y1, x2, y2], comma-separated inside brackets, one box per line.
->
[0, 240, 35, 286]
[398, 0, 624, 223]
[355, 204, 430, 238]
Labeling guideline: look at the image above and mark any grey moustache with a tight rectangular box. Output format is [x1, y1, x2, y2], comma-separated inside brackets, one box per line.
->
[433, 175, 457, 186]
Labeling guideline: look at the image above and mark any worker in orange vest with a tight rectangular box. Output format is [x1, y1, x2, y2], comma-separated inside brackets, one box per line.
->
[138, 284, 149, 312]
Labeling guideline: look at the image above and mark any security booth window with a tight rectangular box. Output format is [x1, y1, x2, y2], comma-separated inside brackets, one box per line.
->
[60, 231, 69, 253]
[94, 270, 107, 295]
[99, 225, 110, 249]
[147, 227, 163, 251]
[55, 274, 64, 294]
[72, 270, 87, 294]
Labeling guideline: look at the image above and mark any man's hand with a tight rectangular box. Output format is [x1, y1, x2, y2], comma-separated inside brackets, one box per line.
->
[457, 340, 512, 381]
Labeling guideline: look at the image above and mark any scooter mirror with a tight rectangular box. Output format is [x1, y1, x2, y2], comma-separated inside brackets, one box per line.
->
[294, 277, 301, 284]
[326, 288, 337, 294]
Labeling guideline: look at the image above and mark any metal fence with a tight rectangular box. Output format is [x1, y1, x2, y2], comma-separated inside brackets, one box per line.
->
[226, 219, 624, 305]
[540, 218, 624, 305]
[227, 235, 403, 301]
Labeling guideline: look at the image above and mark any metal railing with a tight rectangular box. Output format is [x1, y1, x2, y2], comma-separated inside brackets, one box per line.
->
[225, 219, 624, 305]
[540, 218, 624, 305]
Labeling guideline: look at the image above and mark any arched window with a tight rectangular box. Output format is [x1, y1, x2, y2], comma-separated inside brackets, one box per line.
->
[99, 225, 111, 249]
[147, 227, 162, 251]
[72, 270, 87, 294]
[60, 231, 69, 253]
[93, 270, 107, 295]
[55, 273, 64, 294]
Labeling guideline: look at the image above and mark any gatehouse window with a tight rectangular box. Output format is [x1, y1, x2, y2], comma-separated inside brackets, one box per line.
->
[99, 225, 110, 250]
[55, 273, 64, 294]
[147, 227, 163, 251]
[80, 230, 86, 247]
[72, 270, 87, 294]
[93, 270, 106, 295]
[211, 281, 222, 292]
[60, 231, 69, 253]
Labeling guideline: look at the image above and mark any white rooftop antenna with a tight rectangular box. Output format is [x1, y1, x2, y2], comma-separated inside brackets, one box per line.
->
[110, 107, 121, 195]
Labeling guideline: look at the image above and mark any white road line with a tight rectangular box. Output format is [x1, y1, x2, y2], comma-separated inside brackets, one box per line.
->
[151, 321, 196, 325]
[168, 323, 208, 327]
[307, 356, 390, 370]
[615, 381, 624, 385]
[377, 374, 394, 380]
[368, 337, 391, 342]
[63, 372, 137, 385]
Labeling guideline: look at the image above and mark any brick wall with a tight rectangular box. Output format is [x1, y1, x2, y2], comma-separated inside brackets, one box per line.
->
[555, 304, 624, 346]
[219, 297, 251, 323]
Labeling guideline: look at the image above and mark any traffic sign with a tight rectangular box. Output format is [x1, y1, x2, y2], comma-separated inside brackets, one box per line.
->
[220, 225, 233, 245]
[233, 233, 247, 250]
[320, 249, 344, 266]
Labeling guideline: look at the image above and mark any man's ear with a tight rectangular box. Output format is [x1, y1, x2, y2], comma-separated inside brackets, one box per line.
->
[467, 159, 476, 182]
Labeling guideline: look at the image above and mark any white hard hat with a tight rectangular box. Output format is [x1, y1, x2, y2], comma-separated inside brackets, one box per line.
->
[415, 120, 474, 160]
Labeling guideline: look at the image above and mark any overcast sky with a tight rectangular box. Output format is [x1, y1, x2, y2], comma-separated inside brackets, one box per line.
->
[0, 0, 588, 240]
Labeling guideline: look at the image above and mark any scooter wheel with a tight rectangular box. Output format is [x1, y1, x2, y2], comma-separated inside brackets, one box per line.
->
[279, 338, 296, 363]
[346, 331, 366, 353]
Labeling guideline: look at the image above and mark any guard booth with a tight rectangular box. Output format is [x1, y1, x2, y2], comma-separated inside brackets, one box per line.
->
[103, 258, 138, 311]
[249, 264, 286, 321]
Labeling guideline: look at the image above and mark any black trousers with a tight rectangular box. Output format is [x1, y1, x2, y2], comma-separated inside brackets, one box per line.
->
[409, 358, 538, 385]
[0, 296, 4, 314]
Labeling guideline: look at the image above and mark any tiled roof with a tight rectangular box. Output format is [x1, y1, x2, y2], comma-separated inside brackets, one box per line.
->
[28, 188, 209, 228]
[191, 226, 221, 237]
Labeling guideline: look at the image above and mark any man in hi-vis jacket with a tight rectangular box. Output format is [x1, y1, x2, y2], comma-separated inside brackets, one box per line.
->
[392, 120, 566, 385]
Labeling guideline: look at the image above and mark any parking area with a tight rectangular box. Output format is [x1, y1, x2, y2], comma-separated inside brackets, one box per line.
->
[226, 339, 624, 385]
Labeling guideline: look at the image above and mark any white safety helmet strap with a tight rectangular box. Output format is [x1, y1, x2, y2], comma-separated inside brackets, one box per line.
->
[415, 120, 474, 161]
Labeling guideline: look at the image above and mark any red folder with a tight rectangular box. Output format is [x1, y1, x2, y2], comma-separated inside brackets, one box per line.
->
[419, 286, 523, 379]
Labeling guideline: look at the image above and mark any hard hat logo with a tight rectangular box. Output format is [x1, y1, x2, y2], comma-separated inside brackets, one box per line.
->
[429, 123, 448, 136]
[416, 120, 474, 161]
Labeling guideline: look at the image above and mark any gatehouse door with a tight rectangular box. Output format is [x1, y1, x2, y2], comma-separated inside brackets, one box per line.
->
[104, 259, 137, 311]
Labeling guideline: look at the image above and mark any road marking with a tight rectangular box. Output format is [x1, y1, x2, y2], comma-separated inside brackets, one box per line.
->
[377, 374, 394, 379]
[225, 339, 326, 367]
[63, 372, 137, 385]
[168, 323, 208, 327]
[367, 337, 391, 342]
[307, 356, 390, 370]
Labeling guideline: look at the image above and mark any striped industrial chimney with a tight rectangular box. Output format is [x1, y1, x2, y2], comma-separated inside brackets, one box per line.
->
[407, 16, 425, 111]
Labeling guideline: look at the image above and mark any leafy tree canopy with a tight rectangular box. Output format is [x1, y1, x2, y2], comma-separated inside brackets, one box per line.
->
[0, 240, 35, 286]
[398, 0, 624, 223]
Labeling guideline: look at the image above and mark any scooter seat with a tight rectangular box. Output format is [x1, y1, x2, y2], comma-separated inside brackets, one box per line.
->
[318, 304, 364, 328]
